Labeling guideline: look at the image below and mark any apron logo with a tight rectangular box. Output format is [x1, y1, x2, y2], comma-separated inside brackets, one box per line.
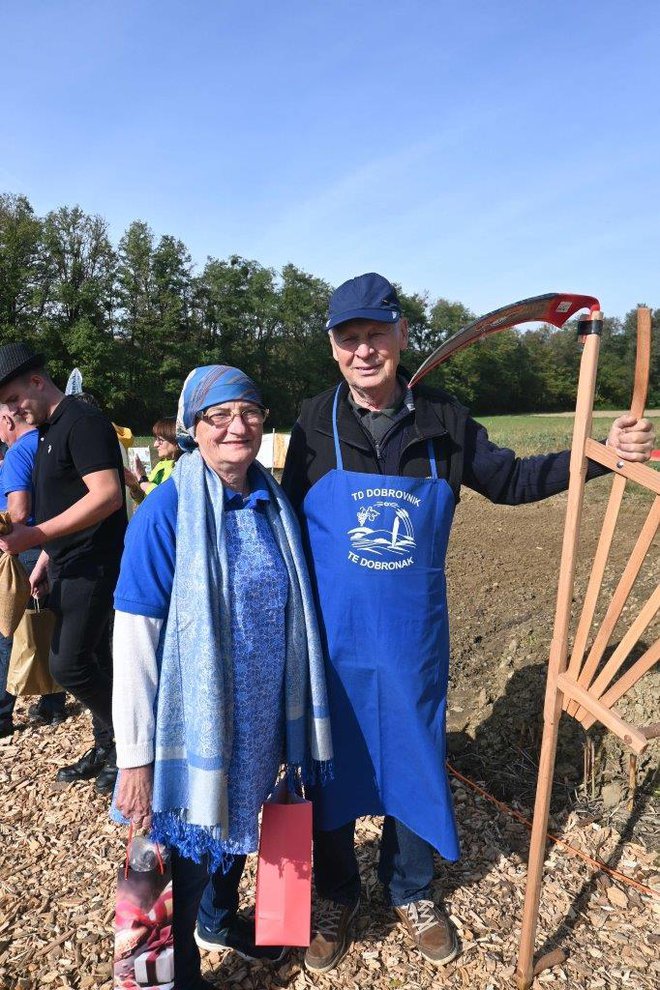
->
[347, 496, 417, 571]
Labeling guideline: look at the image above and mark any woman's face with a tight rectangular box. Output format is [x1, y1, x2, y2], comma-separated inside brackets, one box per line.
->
[194, 402, 265, 486]
[153, 435, 178, 459]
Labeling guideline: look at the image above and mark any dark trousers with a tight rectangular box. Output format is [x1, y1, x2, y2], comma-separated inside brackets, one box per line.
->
[172, 851, 245, 988]
[48, 568, 116, 749]
[314, 817, 435, 908]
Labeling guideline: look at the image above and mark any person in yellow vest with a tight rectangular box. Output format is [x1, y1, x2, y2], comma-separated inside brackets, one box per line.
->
[113, 423, 136, 521]
[125, 417, 182, 505]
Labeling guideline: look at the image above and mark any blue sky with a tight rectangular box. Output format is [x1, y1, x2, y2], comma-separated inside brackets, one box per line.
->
[2, 0, 659, 320]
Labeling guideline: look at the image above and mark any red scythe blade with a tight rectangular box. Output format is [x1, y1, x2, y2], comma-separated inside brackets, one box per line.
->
[408, 292, 601, 389]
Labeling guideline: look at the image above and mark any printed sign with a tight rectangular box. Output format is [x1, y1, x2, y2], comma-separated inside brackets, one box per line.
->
[128, 447, 152, 475]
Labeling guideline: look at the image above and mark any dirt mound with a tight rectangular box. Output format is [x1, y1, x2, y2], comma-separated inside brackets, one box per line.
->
[445, 484, 659, 828]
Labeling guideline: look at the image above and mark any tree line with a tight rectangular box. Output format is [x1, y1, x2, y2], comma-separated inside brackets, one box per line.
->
[1, 193, 657, 432]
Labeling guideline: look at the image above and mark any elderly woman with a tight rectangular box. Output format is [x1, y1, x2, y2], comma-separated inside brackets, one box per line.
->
[124, 416, 182, 504]
[112, 366, 332, 990]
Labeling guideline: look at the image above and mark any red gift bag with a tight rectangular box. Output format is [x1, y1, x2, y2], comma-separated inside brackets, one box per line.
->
[255, 780, 313, 947]
[114, 831, 174, 990]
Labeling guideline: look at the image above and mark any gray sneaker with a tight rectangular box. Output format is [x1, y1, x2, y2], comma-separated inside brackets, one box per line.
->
[394, 899, 459, 965]
[304, 897, 360, 973]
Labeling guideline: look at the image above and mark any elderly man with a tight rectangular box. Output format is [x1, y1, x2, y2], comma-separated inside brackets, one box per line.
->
[0, 408, 66, 735]
[280, 273, 655, 972]
[0, 343, 126, 791]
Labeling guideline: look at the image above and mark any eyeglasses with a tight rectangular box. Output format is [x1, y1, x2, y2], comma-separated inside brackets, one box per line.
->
[153, 436, 168, 444]
[198, 406, 268, 428]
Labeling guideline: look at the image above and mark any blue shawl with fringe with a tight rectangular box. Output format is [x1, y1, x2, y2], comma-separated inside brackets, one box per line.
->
[149, 450, 332, 868]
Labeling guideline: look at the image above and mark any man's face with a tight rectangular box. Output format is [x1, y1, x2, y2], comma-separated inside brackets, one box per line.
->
[0, 374, 49, 426]
[330, 318, 408, 396]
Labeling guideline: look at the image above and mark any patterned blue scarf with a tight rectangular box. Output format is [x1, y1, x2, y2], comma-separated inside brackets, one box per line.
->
[150, 450, 333, 868]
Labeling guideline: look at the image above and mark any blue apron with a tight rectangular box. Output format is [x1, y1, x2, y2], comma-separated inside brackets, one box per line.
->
[302, 387, 460, 860]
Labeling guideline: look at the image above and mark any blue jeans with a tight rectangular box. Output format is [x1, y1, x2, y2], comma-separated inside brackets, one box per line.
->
[0, 631, 14, 726]
[313, 817, 435, 907]
[171, 851, 245, 988]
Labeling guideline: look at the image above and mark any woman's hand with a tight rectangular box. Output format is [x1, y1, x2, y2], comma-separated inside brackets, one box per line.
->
[116, 764, 154, 832]
[124, 467, 139, 487]
[134, 455, 146, 476]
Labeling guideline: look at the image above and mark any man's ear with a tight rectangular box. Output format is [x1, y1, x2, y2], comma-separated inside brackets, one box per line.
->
[329, 332, 340, 364]
[398, 318, 409, 352]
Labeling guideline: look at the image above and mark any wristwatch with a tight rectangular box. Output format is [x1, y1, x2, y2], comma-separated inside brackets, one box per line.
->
[138, 475, 148, 484]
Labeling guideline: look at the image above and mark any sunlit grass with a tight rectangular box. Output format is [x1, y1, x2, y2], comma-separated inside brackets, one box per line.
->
[477, 411, 659, 458]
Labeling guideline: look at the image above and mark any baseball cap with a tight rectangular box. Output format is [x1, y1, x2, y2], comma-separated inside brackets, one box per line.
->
[326, 273, 401, 331]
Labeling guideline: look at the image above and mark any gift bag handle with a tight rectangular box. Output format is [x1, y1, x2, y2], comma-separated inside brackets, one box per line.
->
[124, 821, 165, 879]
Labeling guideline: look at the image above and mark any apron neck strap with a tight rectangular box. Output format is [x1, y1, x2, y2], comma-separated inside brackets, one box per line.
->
[427, 438, 438, 479]
[332, 385, 344, 470]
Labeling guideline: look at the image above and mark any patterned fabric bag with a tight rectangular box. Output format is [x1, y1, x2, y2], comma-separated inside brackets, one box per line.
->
[114, 833, 174, 990]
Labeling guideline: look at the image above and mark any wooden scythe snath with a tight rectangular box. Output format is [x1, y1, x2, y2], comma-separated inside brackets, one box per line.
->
[411, 298, 659, 988]
[514, 305, 658, 990]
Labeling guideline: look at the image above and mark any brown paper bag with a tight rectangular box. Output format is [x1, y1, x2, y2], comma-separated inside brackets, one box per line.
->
[0, 511, 31, 637]
[7, 603, 61, 696]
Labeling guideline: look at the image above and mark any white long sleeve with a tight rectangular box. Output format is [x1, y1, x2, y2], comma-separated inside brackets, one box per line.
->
[112, 610, 163, 768]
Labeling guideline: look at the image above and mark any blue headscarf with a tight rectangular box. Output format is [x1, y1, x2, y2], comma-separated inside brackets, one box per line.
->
[176, 365, 264, 451]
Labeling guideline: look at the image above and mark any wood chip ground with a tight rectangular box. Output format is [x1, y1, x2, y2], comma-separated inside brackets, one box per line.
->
[1, 491, 657, 990]
[0, 702, 657, 990]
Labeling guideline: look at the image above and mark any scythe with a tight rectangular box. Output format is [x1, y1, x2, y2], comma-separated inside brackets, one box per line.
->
[408, 292, 601, 387]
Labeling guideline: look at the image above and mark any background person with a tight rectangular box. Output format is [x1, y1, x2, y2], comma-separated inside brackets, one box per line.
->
[0, 437, 13, 738]
[112, 365, 332, 990]
[0, 409, 66, 732]
[124, 416, 182, 505]
[281, 272, 655, 972]
[0, 343, 127, 793]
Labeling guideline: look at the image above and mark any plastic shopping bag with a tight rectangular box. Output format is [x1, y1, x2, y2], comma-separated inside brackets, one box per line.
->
[114, 832, 173, 990]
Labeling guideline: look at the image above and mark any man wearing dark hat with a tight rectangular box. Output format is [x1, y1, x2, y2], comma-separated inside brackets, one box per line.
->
[280, 273, 655, 972]
[0, 343, 127, 791]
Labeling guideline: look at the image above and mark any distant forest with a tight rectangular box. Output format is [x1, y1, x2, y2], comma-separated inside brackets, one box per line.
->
[1, 193, 657, 432]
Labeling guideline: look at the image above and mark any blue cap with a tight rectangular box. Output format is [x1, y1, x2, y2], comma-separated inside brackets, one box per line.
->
[326, 273, 401, 331]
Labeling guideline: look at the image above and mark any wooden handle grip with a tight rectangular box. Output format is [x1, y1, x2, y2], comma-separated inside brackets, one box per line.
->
[631, 307, 651, 419]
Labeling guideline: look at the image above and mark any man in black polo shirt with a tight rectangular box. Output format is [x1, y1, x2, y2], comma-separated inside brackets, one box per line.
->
[0, 343, 126, 792]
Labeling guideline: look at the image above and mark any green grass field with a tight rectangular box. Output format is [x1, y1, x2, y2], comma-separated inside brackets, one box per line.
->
[476, 411, 659, 458]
